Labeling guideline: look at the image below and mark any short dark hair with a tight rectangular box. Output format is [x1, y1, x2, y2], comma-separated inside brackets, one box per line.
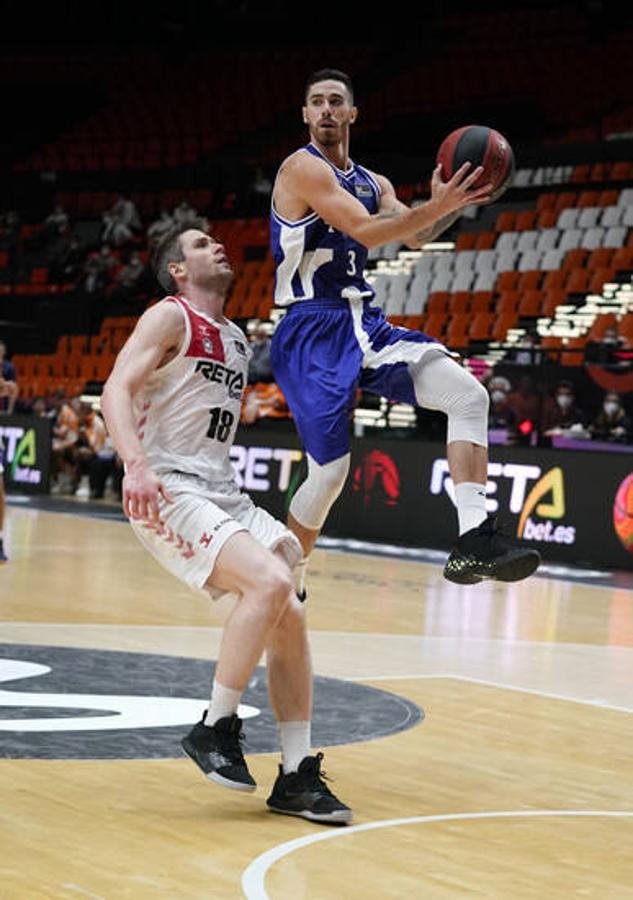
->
[151, 220, 206, 294]
[305, 69, 354, 103]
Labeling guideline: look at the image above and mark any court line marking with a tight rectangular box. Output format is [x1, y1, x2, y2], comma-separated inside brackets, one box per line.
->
[350, 673, 633, 715]
[241, 809, 633, 900]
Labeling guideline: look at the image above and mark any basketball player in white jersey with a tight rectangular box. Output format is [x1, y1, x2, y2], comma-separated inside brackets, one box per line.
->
[101, 223, 352, 824]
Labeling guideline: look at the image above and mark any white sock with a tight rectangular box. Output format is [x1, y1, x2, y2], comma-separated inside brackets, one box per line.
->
[294, 557, 308, 596]
[279, 720, 311, 773]
[207, 680, 242, 726]
[454, 481, 487, 535]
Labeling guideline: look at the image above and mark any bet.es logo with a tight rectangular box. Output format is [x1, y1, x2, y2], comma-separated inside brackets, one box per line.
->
[0, 425, 41, 485]
[430, 459, 576, 545]
[353, 449, 400, 508]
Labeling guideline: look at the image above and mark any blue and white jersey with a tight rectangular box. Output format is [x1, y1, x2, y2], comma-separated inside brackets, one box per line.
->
[270, 143, 380, 306]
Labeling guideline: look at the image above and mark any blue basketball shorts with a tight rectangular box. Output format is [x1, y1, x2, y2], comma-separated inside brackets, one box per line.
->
[270, 296, 449, 465]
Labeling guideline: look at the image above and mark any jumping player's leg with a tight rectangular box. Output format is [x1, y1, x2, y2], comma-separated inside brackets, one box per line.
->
[410, 352, 540, 583]
[287, 453, 350, 592]
[411, 353, 490, 534]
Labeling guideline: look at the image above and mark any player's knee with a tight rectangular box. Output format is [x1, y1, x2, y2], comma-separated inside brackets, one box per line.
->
[447, 376, 489, 446]
[289, 453, 350, 530]
[258, 561, 293, 624]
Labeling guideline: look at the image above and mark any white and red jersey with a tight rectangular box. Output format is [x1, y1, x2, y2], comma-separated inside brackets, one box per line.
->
[133, 295, 251, 483]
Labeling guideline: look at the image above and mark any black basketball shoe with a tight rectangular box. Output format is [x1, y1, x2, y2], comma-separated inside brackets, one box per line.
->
[0, 539, 7, 563]
[266, 753, 353, 824]
[443, 515, 541, 585]
[181, 712, 256, 792]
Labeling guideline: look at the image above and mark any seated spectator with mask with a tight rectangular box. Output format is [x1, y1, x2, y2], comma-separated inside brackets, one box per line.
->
[589, 392, 632, 444]
[541, 380, 589, 438]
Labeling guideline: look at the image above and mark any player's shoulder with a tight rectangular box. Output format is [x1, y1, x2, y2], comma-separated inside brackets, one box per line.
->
[279, 147, 333, 180]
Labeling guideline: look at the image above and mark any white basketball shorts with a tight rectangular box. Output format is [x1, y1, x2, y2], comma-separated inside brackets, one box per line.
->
[130, 471, 302, 597]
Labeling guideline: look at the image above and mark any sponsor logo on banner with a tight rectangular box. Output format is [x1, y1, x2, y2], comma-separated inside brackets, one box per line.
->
[0, 424, 43, 485]
[353, 449, 400, 508]
[430, 459, 576, 545]
[230, 444, 303, 492]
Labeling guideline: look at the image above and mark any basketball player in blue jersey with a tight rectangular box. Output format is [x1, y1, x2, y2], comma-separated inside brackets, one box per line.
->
[270, 69, 540, 590]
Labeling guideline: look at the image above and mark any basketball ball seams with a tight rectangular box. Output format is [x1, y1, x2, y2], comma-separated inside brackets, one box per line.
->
[436, 124, 515, 202]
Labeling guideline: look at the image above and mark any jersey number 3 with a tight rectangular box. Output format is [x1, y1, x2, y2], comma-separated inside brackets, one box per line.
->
[207, 407, 234, 442]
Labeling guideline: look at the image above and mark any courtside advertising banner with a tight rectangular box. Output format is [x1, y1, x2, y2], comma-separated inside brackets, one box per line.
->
[0, 415, 52, 494]
[233, 428, 633, 570]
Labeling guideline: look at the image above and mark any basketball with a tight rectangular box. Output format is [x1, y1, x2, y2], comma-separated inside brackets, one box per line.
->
[437, 124, 515, 202]
[613, 474, 633, 551]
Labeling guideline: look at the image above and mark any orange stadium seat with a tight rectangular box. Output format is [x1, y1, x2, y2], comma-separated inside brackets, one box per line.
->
[542, 290, 566, 317]
[515, 210, 538, 231]
[562, 248, 589, 270]
[517, 271, 542, 291]
[589, 268, 615, 294]
[518, 290, 544, 317]
[448, 292, 471, 314]
[496, 271, 520, 291]
[491, 313, 518, 342]
[474, 231, 496, 250]
[587, 248, 614, 270]
[536, 192, 556, 212]
[536, 209, 558, 228]
[455, 232, 477, 251]
[542, 270, 566, 291]
[565, 268, 591, 293]
[612, 247, 633, 270]
[494, 211, 516, 232]
[578, 190, 599, 208]
[554, 192, 577, 212]
[468, 313, 494, 341]
[496, 290, 520, 314]
[426, 292, 450, 314]
[571, 164, 590, 183]
[424, 313, 447, 339]
[471, 291, 493, 313]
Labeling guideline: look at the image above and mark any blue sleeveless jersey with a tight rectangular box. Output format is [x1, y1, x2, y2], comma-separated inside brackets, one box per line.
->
[270, 143, 380, 306]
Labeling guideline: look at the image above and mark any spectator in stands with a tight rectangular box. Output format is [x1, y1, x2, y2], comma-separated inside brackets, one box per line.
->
[247, 323, 274, 384]
[173, 199, 199, 227]
[29, 396, 49, 417]
[510, 330, 543, 366]
[147, 209, 175, 245]
[506, 374, 541, 426]
[589, 392, 632, 444]
[38, 204, 69, 248]
[487, 375, 518, 442]
[73, 401, 108, 497]
[586, 322, 628, 367]
[51, 396, 80, 493]
[0, 340, 18, 415]
[541, 380, 588, 436]
[82, 244, 117, 294]
[109, 250, 144, 306]
[102, 194, 141, 247]
[89, 425, 123, 500]
[51, 234, 84, 284]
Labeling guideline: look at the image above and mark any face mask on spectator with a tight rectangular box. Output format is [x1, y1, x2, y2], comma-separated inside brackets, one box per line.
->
[603, 401, 619, 417]
[491, 390, 506, 404]
[556, 394, 573, 410]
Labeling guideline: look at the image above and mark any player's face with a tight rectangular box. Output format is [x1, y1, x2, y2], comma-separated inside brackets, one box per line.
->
[176, 230, 233, 290]
[303, 79, 357, 146]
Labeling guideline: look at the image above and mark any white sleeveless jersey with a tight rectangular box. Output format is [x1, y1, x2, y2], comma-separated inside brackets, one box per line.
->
[133, 295, 250, 483]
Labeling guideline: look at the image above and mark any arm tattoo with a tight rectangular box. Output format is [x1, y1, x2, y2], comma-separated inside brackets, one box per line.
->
[413, 210, 461, 245]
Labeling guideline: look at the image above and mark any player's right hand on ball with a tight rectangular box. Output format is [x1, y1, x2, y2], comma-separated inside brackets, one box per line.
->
[123, 463, 173, 523]
[431, 163, 493, 211]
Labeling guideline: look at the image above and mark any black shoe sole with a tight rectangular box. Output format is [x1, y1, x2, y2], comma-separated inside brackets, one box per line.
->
[267, 802, 353, 824]
[181, 741, 257, 793]
[444, 550, 541, 585]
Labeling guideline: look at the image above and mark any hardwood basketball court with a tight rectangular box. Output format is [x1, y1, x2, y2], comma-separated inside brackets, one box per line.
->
[1, 498, 632, 898]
